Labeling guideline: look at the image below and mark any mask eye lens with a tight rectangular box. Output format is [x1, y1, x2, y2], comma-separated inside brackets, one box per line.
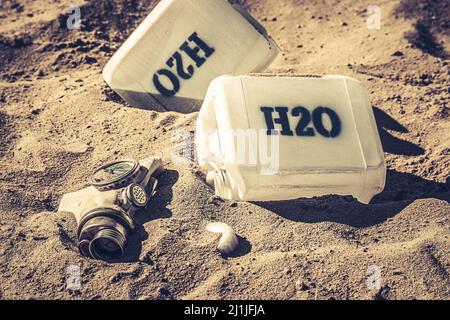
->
[91, 160, 139, 191]
[92, 161, 134, 183]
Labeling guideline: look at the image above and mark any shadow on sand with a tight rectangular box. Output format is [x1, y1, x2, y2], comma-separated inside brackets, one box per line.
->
[118, 169, 179, 263]
[221, 235, 252, 259]
[254, 107, 449, 228]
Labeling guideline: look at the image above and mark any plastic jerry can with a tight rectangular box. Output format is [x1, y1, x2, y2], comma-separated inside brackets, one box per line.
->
[196, 74, 386, 204]
[103, 0, 278, 114]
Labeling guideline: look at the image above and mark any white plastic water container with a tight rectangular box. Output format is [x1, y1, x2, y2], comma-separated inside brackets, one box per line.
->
[103, 0, 278, 113]
[196, 74, 386, 204]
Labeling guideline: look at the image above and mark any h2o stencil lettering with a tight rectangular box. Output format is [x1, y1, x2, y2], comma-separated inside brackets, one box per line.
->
[152, 32, 215, 97]
[261, 106, 342, 138]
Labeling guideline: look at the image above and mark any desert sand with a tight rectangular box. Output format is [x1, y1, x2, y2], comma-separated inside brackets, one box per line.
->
[0, 0, 449, 300]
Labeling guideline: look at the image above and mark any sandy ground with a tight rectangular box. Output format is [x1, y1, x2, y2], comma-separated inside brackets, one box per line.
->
[0, 0, 449, 300]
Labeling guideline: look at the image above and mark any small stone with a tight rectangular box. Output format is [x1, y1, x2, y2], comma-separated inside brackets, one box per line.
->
[229, 202, 238, 208]
[66, 143, 89, 154]
[22, 37, 32, 46]
[341, 21, 348, 27]
[392, 51, 404, 57]
[99, 44, 112, 53]
[32, 235, 48, 241]
[31, 108, 42, 115]
[82, 56, 97, 64]
[17, 232, 26, 240]
[206, 222, 239, 255]
[140, 252, 154, 265]
[109, 273, 124, 284]
[295, 280, 310, 291]
[158, 287, 171, 297]
[208, 195, 223, 204]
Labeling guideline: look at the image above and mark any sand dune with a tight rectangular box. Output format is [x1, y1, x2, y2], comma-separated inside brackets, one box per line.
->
[0, 0, 448, 300]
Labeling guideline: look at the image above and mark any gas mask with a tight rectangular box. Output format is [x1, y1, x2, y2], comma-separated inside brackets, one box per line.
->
[58, 157, 164, 261]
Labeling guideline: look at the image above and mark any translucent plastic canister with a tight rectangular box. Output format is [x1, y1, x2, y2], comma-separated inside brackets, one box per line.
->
[103, 0, 278, 113]
[196, 74, 386, 204]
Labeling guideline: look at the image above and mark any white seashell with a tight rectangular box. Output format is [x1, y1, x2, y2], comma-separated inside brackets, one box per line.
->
[206, 222, 239, 255]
